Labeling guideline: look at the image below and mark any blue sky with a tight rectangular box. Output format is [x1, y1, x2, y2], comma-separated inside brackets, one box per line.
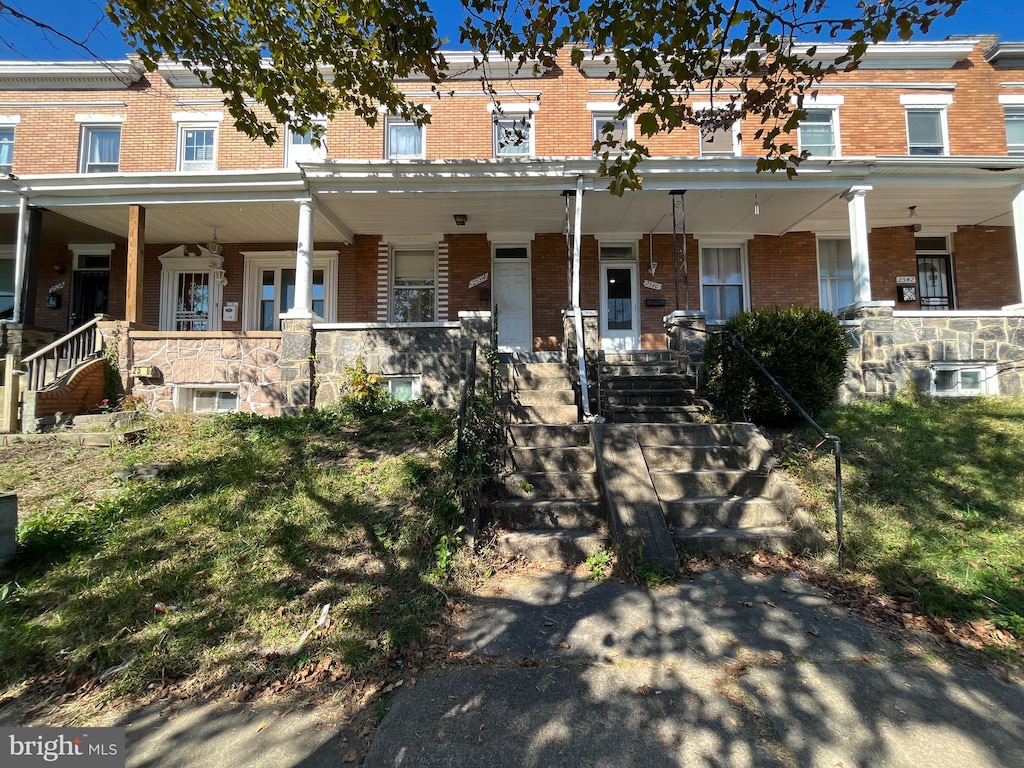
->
[1, 0, 1023, 61]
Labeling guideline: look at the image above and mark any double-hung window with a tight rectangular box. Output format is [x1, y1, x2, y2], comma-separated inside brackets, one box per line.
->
[798, 109, 838, 157]
[700, 245, 747, 324]
[0, 119, 16, 174]
[1006, 108, 1024, 156]
[79, 123, 121, 173]
[286, 120, 327, 166]
[391, 248, 436, 322]
[591, 108, 632, 154]
[694, 103, 740, 158]
[818, 238, 855, 312]
[901, 95, 951, 156]
[177, 124, 216, 171]
[386, 116, 425, 159]
[493, 109, 535, 158]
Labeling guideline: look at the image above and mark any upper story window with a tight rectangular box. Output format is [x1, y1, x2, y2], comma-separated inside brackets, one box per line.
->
[494, 116, 533, 157]
[79, 124, 121, 173]
[901, 95, 951, 156]
[386, 116, 425, 159]
[798, 109, 839, 158]
[0, 126, 13, 174]
[177, 124, 217, 172]
[591, 108, 632, 153]
[286, 121, 327, 166]
[1006, 108, 1024, 156]
[694, 104, 741, 158]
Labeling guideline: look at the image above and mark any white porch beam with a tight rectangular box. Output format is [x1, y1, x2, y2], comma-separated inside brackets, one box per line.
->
[312, 195, 354, 245]
[843, 185, 874, 303]
[1013, 185, 1024, 305]
[283, 199, 316, 319]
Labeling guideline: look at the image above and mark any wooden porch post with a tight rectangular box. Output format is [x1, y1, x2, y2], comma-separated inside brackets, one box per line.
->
[126, 205, 146, 324]
[1, 355, 20, 433]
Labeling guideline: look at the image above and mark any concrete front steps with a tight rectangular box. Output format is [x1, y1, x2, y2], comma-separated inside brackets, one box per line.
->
[491, 424, 608, 563]
[503, 361, 579, 425]
[635, 423, 822, 555]
[599, 350, 710, 424]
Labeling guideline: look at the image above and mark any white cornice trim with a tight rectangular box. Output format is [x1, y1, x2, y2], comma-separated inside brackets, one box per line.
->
[486, 102, 539, 114]
[75, 112, 126, 123]
[900, 93, 953, 106]
[0, 61, 143, 90]
[171, 111, 224, 123]
[999, 95, 1024, 105]
[0, 114, 20, 124]
[796, 40, 978, 69]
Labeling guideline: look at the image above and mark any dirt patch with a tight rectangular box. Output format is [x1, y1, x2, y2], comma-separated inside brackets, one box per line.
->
[0, 439, 123, 524]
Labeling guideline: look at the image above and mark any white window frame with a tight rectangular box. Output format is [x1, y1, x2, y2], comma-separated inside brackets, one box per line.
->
[158, 245, 225, 332]
[929, 364, 996, 397]
[385, 116, 426, 159]
[816, 237, 855, 313]
[1005, 107, 1024, 156]
[590, 107, 634, 154]
[384, 375, 423, 401]
[492, 115, 535, 158]
[0, 117, 17, 174]
[241, 250, 339, 330]
[699, 242, 750, 324]
[175, 385, 241, 413]
[798, 108, 840, 159]
[390, 246, 437, 323]
[176, 123, 218, 172]
[78, 123, 122, 173]
[285, 120, 328, 166]
[901, 95, 951, 157]
[692, 103, 741, 158]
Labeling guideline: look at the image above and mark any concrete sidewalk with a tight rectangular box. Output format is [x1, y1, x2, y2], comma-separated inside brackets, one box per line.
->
[109, 568, 1024, 767]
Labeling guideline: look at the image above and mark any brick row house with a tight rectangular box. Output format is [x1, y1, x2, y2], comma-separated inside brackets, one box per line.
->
[3, 37, 1024, 427]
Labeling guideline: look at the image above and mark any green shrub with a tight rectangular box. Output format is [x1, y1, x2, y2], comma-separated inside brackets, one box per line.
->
[704, 307, 849, 426]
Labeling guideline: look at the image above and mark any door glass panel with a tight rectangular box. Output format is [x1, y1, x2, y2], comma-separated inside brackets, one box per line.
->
[175, 271, 210, 331]
[260, 270, 276, 330]
[917, 256, 952, 310]
[606, 267, 633, 330]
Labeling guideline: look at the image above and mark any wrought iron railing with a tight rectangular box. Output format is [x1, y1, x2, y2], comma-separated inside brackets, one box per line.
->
[20, 315, 107, 392]
[715, 329, 846, 565]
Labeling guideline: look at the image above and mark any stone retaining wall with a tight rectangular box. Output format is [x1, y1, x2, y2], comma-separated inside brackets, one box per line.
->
[126, 332, 287, 415]
[313, 312, 493, 409]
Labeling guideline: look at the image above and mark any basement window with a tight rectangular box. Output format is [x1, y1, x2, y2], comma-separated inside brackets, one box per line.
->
[385, 376, 422, 401]
[178, 386, 240, 413]
[930, 365, 995, 397]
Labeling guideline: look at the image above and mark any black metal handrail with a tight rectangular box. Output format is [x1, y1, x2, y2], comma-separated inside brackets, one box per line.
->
[714, 329, 846, 566]
[456, 342, 478, 464]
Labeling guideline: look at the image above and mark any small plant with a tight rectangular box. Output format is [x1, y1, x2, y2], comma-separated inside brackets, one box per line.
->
[585, 548, 613, 581]
[339, 359, 394, 416]
[433, 526, 464, 577]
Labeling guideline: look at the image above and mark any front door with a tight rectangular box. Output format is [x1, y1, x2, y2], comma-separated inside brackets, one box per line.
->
[492, 254, 532, 353]
[69, 269, 109, 330]
[600, 261, 639, 351]
[917, 255, 954, 310]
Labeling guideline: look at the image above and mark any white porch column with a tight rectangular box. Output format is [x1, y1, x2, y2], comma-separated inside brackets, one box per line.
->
[1012, 185, 1024, 305]
[285, 198, 316, 319]
[843, 185, 873, 304]
[12, 195, 27, 324]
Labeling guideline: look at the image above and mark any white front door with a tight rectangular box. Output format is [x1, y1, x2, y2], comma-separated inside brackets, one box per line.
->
[493, 258, 532, 353]
[600, 261, 639, 351]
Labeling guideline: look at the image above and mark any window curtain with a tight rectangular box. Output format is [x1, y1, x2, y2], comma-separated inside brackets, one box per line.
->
[0, 130, 13, 168]
[89, 128, 120, 165]
[389, 123, 422, 156]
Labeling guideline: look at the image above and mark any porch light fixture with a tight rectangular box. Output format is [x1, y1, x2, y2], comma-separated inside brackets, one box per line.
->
[753, 192, 760, 216]
[207, 226, 223, 255]
[453, 214, 468, 226]
[908, 205, 918, 219]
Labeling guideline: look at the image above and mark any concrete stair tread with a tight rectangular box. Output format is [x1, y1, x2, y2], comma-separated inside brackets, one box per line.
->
[492, 497, 603, 511]
[671, 525, 797, 555]
[494, 529, 610, 563]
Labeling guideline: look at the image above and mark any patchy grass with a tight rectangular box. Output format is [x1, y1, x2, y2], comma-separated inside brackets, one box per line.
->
[780, 390, 1024, 652]
[0, 403, 469, 700]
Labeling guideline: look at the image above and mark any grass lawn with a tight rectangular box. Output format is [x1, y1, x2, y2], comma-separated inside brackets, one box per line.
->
[0, 402, 475, 703]
[780, 391, 1024, 654]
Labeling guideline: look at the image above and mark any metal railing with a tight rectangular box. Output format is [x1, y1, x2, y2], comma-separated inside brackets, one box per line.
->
[20, 315, 107, 392]
[456, 341, 478, 464]
[715, 329, 846, 565]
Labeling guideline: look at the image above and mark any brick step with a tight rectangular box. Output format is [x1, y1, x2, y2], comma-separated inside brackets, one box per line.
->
[672, 526, 797, 555]
[662, 496, 787, 527]
[491, 498, 605, 531]
[502, 471, 599, 499]
[509, 424, 592, 448]
[494, 529, 609, 563]
[642, 444, 756, 471]
[509, 403, 579, 424]
[651, 468, 772, 497]
[508, 446, 596, 472]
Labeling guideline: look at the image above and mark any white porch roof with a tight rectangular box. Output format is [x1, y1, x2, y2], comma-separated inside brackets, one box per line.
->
[2, 156, 1023, 244]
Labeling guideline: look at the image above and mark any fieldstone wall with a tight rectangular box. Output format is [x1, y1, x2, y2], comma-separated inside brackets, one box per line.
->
[664, 311, 707, 388]
[562, 310, 599, 410]
[125, 332, 287, 415]
[838, 304, 1024, 398]
[313, 311, 493, 409]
